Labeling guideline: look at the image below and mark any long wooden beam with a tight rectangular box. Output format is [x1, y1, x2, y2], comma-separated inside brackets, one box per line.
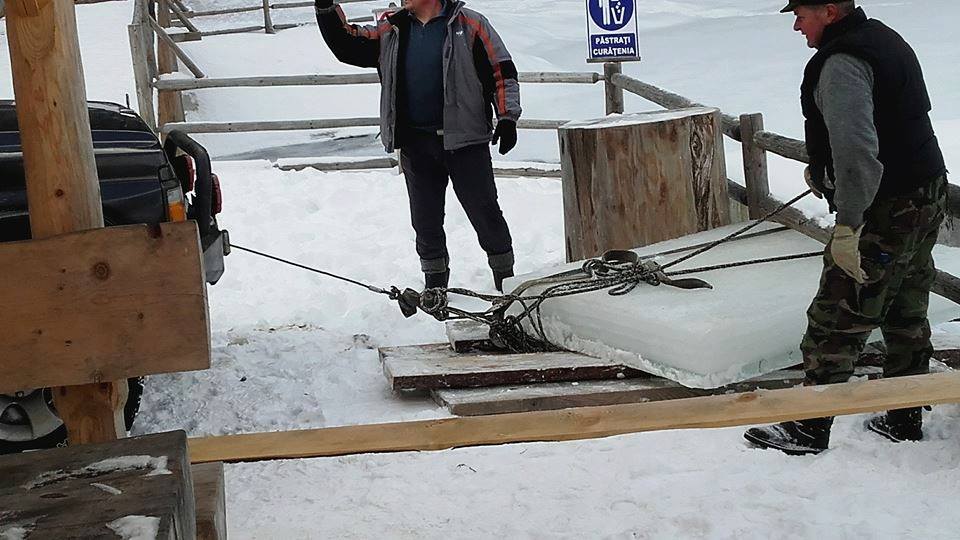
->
[188, 371, 960, 463]
[152, 71, 601, 91]
[160, 117, 565, 134]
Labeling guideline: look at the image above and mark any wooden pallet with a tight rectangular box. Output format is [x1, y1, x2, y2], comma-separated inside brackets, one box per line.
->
[383, 321, 960, 416]
[380, 343, 646, 391]
[434, 367, 883, 416]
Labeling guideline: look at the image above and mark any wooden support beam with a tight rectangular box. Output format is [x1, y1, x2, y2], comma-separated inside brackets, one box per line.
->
[0, 222, 210, 394]
[5, 0, 127, 444]
[154, 0, 187, 130]
[188, 371, 960, 463]
[166, 0, 199, 32]
[192, 462, 227, 540]
[380, 344, 645, 391]
[0, 431, 196, 538]
[262, 0, 274, 33]
[128, 23, 158, 131]
[603, 62, 624, 115]
[150, 16, 205, 79]
[740, 113, 770, 220]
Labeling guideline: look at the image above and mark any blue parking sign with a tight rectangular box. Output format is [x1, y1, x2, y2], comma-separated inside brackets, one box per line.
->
[586, 0, 641, 62]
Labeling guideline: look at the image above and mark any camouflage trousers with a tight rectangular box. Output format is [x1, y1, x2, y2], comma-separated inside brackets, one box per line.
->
[802, 175, 948, 385]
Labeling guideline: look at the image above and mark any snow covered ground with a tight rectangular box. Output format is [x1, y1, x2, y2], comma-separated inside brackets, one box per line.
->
[4, 1, 960, 538]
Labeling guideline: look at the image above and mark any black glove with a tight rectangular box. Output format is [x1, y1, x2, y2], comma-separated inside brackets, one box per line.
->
[492, 119, 517, 155]
[315, 0, 334, 9]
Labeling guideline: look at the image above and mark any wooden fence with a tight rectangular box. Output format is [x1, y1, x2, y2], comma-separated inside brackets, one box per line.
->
[130, 0, 960, 253]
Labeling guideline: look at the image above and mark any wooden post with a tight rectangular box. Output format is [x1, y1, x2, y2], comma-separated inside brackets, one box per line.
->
[740, 113, 770, 220]
[156, 0, 186, 128]
[128, 22, 158, 130]
[4, 0, 127, 443]
[603, 62, 624, 115]
[559, 107, 731, 261]
[262, 0, 275, 33]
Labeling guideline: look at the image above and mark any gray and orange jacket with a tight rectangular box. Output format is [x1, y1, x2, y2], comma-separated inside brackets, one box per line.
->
[316, 1, 521, 152]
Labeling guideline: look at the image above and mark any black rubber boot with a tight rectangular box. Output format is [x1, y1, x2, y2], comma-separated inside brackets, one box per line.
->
[424, 269, 449, 290]
[865, 407, 923, 443]
[493, 269, 514, 293]
[744, 417, 834, 456]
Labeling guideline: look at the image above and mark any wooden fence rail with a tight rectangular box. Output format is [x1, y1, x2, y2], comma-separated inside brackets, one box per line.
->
[152, 71, 602, 91]
[160, 117, 566, 134]
[183, 0, 368, 18]
[609, 73, 741, 141]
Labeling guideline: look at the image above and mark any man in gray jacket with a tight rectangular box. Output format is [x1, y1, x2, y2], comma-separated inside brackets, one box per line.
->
[745, 0, 947, 455]
[315, 0, 521, 291]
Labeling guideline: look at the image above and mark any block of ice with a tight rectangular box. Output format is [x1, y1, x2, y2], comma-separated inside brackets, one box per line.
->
[504, 223, 960, 389]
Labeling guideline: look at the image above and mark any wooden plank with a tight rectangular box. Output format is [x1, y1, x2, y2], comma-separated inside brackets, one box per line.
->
[0, 431, 195, 539]
[379, 344, 645, 391]
[434, 367, 883, 416]
[0, 221, 210, 394]
[188, 371, 960, 463]
[192, 462, 227, 540]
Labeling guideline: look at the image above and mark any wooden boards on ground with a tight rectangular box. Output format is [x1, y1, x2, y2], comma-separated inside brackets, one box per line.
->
[380, 343, 645, 391]
[0, 222, 210, 394]
[434, 367, 883, 416]
[0, 431, 195, 539]
[188, 371, 960, 463]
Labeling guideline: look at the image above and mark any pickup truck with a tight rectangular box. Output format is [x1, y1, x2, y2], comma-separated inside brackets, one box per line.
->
[0, 100, 229, 453]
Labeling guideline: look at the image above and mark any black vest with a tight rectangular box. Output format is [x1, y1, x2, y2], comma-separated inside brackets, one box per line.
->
[800, 8, 944, 199]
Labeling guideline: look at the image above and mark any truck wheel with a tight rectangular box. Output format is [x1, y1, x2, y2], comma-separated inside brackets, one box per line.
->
[0, 378, 145, 455]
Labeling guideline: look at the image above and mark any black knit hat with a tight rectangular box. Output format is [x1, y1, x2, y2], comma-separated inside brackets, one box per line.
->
[780, 1, 843, 13]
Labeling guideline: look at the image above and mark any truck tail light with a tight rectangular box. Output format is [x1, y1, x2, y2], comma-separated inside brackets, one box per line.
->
[165, 185, 188, 222]
[211, 173, 223, 215]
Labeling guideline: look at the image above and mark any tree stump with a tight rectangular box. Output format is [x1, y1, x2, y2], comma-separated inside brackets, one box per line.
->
[559, 107, 731, 261]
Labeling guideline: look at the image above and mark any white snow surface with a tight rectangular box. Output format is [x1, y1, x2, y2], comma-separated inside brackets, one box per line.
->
[4, 0, 960, 538]
[106, 516, 161, 540]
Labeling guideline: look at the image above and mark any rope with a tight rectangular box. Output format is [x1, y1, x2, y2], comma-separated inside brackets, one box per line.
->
[231, 244, 395, 296]
[230, 189, 816, 353]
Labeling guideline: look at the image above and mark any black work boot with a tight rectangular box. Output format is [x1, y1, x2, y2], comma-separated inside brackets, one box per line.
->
[865, 407, 923, 443]
[424, 269, 449, 290]
[493, 269, 514, 293]
[744, 417, 834, 456]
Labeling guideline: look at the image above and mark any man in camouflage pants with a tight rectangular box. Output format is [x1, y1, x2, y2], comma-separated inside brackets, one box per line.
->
[744, 0, 947, 455]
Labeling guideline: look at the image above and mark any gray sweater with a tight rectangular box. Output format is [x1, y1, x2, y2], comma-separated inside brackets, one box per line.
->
[815, 53, 884, 228]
